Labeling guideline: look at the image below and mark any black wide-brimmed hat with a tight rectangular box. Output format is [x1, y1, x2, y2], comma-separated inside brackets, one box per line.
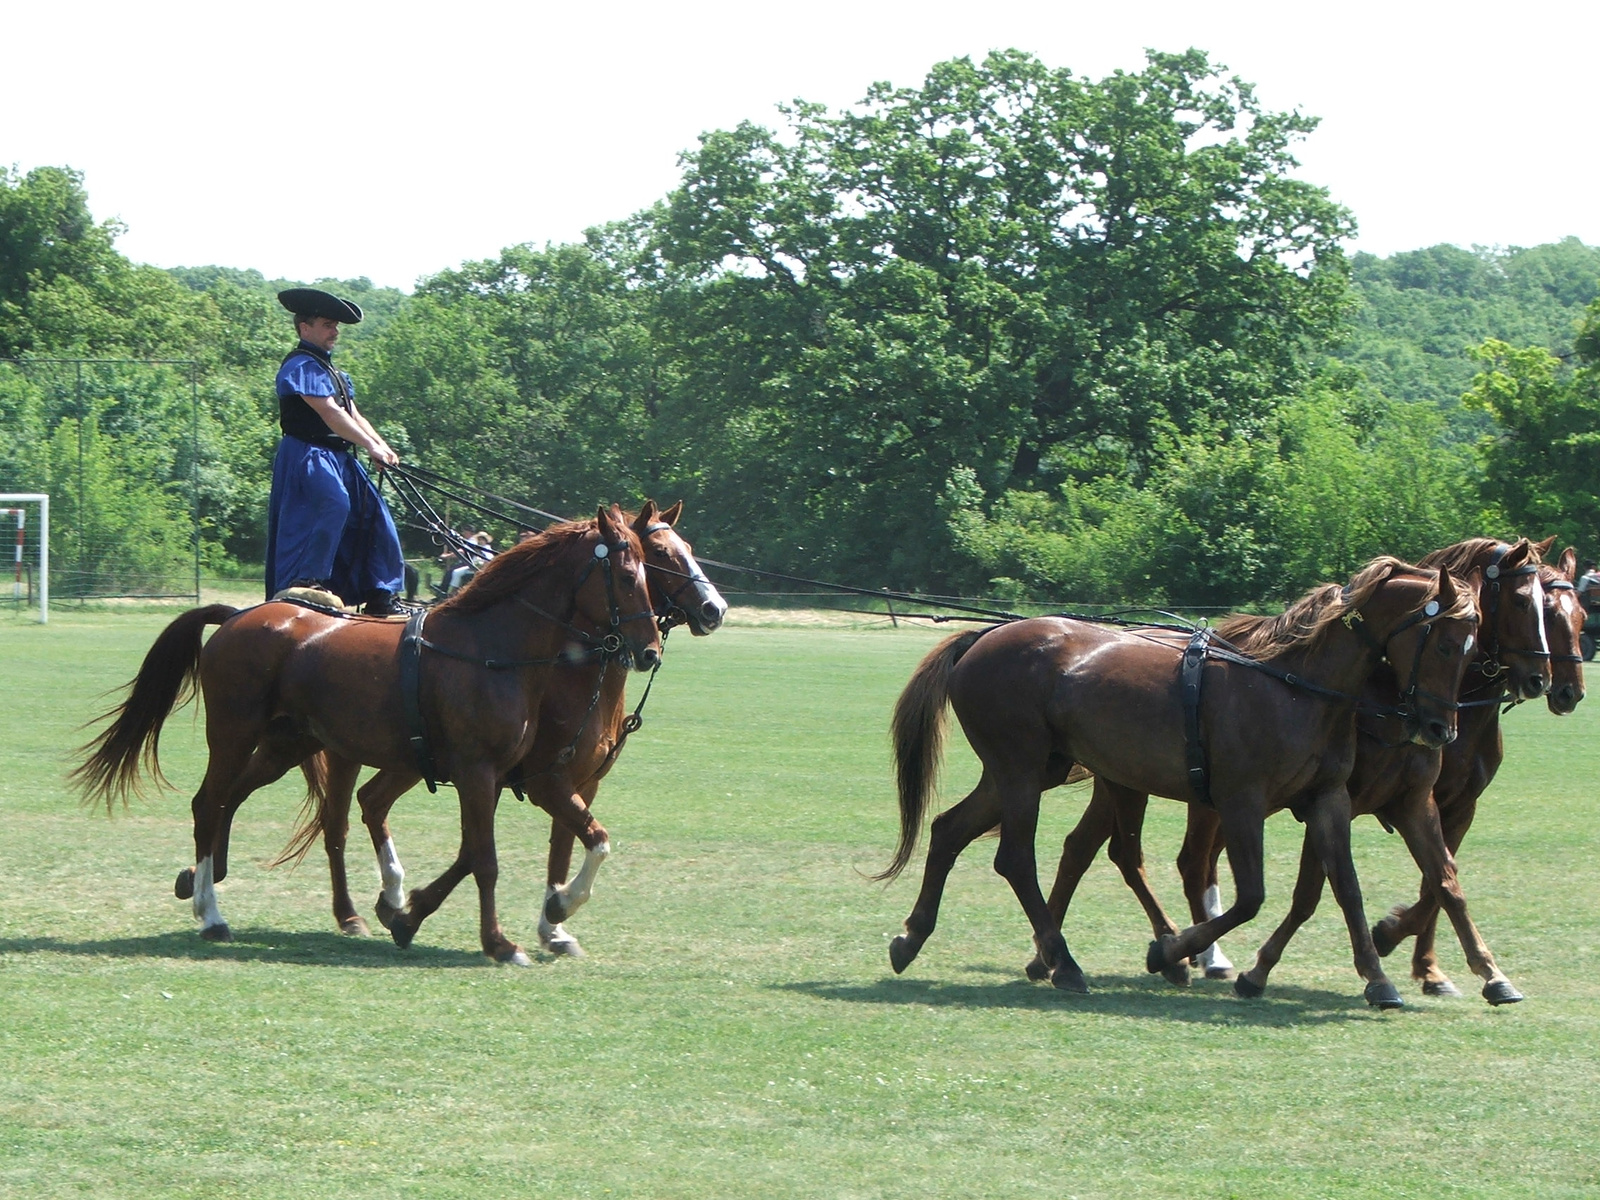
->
[277, 287, 364, 324]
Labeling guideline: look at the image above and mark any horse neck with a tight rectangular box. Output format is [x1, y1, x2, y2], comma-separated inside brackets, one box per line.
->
[1276, 587, 1429, 699]
[436, 556, 589, 666]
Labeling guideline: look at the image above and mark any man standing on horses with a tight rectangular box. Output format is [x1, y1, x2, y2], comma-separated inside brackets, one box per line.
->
[265, 287, 407, 616]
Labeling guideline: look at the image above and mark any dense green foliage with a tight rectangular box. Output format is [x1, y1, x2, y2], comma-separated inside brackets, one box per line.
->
[4, 611, 1600, 1197]
[4, 49, 1599, 604]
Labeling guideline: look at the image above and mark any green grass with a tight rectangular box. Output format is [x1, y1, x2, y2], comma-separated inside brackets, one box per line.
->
[2, 606, 1598, 1198]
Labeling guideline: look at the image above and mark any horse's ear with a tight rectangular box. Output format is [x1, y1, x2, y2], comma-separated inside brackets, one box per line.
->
[661, 500, 684, 527]
[1559, 546, 1578, 580]
[1501, 538, 1532, 570]
[632, 500, 659, 534]
[1435, 566, 1459, 611]
[597, 504, 622, 542]
[1533, 534, 1557, 559]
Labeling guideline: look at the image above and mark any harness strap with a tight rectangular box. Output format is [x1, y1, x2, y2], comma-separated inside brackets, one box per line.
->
[400, 609, 443, 794]
[1181, 627, 1214, 807]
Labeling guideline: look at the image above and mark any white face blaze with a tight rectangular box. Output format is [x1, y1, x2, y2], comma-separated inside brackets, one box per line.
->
[651, 526, 727, 631]
[1533, 577, 1550, 656]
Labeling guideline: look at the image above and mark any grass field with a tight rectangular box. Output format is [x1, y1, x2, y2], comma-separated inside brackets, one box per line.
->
[2, 605, 1598, 1199]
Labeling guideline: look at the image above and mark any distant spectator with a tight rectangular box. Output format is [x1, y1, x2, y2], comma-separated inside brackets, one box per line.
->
[1578, 561, 1600, 610]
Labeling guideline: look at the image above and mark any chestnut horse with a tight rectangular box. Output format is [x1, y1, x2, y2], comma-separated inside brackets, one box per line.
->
[74, 506, 661, 961]
[277, 501, 728, 956]
[883, 558, 1478, 1008]
[1367, 548, 1585, 993]
[1033, 538, 1555, 1004]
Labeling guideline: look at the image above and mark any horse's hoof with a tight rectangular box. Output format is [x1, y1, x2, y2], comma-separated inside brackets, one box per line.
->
[888, 935, 918, 975]
[539, 925, 586, 958]
[543, 891, 570, 924]
[494, 946, 532, 967]
[1483, 980, 1524, 1006]
[1023, 955, 1049, 982]
[374, 894, 399, 931]
[1364, 980, 1404, 1009]
[1371, 917, 1401, 957]
[1204, 966, 1236, 981]
[1421, 978, 1462, 997]
[1161, 959, 1192, 988]
[198, 922, 232, 943]
[1050, 956, 1089, 994]
[174, 868, 195, 900]
[338, 916, 370, 937]
[1145, 936, 1176, 975]
[1234, 973, 1265, 999]
[389, 915, 416, 950]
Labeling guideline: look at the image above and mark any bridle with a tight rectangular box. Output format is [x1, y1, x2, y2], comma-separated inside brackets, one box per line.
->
[515, 536, 660, 660]
[1339, 590, 1475, 720]
[640, 520, 713, 627]
[1543, 578, 1585, 666]
[1469, 542, 1549, 681]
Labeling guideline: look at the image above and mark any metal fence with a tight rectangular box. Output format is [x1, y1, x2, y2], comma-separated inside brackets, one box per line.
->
[0, 358, 200, 601]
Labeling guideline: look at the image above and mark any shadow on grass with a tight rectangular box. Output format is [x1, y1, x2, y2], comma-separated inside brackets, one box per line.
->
[778, 972, 1398, 1026]
[0, 928, 489, 969]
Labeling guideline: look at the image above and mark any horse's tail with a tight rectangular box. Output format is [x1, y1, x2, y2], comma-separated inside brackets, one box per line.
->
[875, 628, 988, 882]
[270, 753, 332, 869]
[71, 604, 238, 813]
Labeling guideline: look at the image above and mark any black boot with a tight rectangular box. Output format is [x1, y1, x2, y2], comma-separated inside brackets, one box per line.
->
[363, 589, 403, 617]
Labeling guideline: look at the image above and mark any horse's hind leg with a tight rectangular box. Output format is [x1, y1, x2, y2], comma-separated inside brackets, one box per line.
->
[317, 754, 367, 935]
[1023, 775, 1119, 981]
[990, 770, 1087, 993]
[891, 773, 1002, 975]
[189, 729, 316, 941]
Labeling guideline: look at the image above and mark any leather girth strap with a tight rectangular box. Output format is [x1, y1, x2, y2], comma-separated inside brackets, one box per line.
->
[400, 608, 442, 794]
[1182, 627, 1214, 807]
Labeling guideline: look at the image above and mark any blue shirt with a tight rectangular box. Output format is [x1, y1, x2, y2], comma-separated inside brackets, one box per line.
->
[276, 342, 355, 445]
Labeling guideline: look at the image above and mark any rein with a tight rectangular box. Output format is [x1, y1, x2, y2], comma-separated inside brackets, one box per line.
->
[1181, 591, 1471, 804]
[400, 539, 652, 794]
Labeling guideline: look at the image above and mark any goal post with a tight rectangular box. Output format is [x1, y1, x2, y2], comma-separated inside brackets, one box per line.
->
[0, 494, 49, 623]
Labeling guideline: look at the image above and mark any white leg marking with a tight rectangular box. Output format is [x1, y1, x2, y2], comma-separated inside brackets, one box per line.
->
[377, 837, 405, 909]
[192, 856, 225, 931]
[1196, 883, 1234, 973]
[538, 894, 586, 958]
[552, 840, 610, 916]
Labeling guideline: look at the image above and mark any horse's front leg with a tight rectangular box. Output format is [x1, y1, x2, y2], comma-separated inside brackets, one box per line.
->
[1299, 785, 1403, 1009]
[1177, 805, 1234, 978]
[457, 771, 524, 964]
[355, 767, 422, 932]
[533, 780, 608, 956]
[1387, 794, 1521, 1005]
[1149, 790, 1267, 982]
[1235, 829, 1325, 998]
[538, 818, 583, 956]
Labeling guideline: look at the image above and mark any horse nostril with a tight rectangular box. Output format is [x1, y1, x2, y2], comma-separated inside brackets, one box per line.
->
[701, 600, 725, 626]
[639, 647, 661, 671]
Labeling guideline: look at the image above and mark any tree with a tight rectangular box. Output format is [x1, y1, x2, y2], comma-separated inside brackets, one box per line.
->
[1463, 304, 1600, 551]
[649, 49, 1355, 586]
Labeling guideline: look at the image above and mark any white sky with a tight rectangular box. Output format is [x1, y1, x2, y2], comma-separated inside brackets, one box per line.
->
[4, 0, 1595, 291]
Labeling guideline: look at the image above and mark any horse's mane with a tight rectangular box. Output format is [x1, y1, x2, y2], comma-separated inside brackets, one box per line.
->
[434, 516, 640, 616]
[1213, 556, 1471, 658]
[1416, 537, 1538, 576]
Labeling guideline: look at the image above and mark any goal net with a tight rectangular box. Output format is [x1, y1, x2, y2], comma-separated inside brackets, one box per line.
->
[0, 494, 48, 623]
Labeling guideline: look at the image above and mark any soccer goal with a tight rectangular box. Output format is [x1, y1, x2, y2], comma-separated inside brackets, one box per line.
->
[0, 494, 49, 623]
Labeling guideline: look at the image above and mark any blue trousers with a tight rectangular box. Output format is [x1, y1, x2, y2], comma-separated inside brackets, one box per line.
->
[265, 438, 405, 604]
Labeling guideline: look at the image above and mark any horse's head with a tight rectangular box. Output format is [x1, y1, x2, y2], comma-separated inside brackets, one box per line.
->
[632, 500, 727, 636]
[1360, 565, 1480, 749]
[574, 505, 662, 672]
[1474, 537, 1552, 702]
[1542, 546, 1586, 715]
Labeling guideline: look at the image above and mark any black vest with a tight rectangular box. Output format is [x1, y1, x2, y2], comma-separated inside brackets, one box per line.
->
[278, 341, 353, 449]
